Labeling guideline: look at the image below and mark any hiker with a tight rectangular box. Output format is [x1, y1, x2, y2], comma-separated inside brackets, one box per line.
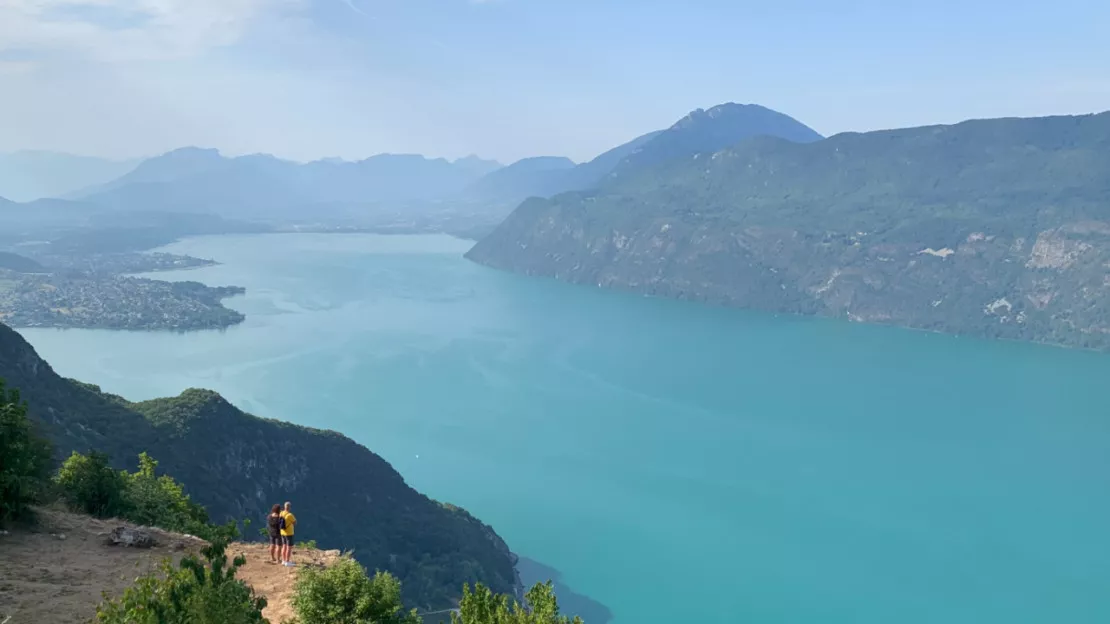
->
[280, 501, 297, 567]
[267, 504, 284, 564]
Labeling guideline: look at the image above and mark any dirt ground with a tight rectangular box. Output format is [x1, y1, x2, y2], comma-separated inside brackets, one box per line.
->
[0, 507, 339, 624]
[231, 541, 342, 623]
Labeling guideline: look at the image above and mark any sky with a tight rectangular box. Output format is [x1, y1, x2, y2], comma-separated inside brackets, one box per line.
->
[1, 0, 1108, 164]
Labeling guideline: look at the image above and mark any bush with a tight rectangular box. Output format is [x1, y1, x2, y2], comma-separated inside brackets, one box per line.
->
[122, 452, 223, 539]
[0, 380, 52, 525]
[96, 539, 267, 624]
[452, 582, 583, 624]
[55, 450, 239, 542]
[292, 557, 420, 624]
[55, 450, 128, 518]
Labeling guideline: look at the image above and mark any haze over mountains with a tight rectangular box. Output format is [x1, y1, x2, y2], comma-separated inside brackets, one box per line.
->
[74, 149, 503, 217]
[6, 100, 1110, 350]
[0, 103, 822, 229]
[0, 151, 140, 202]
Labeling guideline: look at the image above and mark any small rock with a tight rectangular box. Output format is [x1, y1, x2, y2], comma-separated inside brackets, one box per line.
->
[323, 549, 341, 557]
[56, 533, 66, 540]
[171, 541, 187, 552]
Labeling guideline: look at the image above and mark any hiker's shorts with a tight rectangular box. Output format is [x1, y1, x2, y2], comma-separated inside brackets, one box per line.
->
[269, 534, 281, 546]
[282, 535, 295, 546]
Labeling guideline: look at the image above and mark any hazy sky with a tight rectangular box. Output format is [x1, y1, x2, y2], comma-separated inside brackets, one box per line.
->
[1, 0, 1108, 164]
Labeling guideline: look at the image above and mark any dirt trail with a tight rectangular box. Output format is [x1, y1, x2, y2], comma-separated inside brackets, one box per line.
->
[0, 507, 206, 623]
[0, 507, 340, 624]
[231, 542, 342, 623]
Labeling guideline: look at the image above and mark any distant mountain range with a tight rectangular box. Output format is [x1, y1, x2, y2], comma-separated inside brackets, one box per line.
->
[0, 151, 140, 202]
[467, 110, 1110, 350]
[1, 102, 822, 234]
[462, 156, 577, 204]
[8, 102, 1110, 351]
[73, 149, 505, 220]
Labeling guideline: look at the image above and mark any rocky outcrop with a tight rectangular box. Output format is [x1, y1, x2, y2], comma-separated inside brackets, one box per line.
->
[104, 526, 156, 548]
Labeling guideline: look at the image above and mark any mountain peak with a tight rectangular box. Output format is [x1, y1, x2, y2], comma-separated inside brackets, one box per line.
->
[506, 156, 576, 171]
[612, 102, 822, 174]
[452, 154, 502, 178]
[455, 154, 497, 165]
[678, 102, 773, 123]
[164, 146, 221, 156]
[671, 102, 819, 135]
[135, 146, 227, 172]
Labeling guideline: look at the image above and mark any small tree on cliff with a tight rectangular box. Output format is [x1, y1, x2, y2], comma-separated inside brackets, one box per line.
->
[55, 450, 129, 518]
[0, 380, 52, 525]
[123, 451, 218, 538]
[452, 581, 584, 624]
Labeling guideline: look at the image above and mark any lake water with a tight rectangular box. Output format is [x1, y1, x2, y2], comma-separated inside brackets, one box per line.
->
[18, 233, 1110, 624]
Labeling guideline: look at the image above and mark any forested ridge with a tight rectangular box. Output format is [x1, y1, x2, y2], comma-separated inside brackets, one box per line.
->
[469, 112, 1110, 349]
[0, 321, 519, 610]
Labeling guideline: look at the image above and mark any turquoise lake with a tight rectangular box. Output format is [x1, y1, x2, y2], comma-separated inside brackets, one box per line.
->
[18, 233, 1110, 623]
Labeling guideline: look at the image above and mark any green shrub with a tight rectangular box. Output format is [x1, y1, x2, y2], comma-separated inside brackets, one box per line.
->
[302, 539, 318, 550]
[122, 452, 214, 537]
[292, 557, 420, 624]
[55, 450, 128, 518]
[55, 450, 239, 542]
[452, 582, 583, 624]
[96, 540, 267, 624]
[0, 380, 52, 525]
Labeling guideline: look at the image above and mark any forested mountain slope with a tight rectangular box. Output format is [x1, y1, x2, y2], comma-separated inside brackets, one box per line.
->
[468, 112, 1110, 349]
[0, 322, 519, 609]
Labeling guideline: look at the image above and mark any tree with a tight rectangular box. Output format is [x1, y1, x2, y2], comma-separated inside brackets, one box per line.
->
[96, 539, 267, 624]
[55, 450, 128, 518]
[292, 556, 421, 624]
[0, 380, 52, 525]
[122, 452, 216, 538]
[55, 450, 239, 541]
[451, 582, 584, 624]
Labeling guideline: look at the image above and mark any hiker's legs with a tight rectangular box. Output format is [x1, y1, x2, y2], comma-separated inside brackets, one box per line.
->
[270, 537, 278, 561]
[283, 536, 294, 563]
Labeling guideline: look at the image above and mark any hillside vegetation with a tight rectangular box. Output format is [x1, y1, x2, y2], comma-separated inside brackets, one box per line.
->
[2, 355, 581, 624]
[0, 321, 518, 610]
[468, 111, 1110, 349]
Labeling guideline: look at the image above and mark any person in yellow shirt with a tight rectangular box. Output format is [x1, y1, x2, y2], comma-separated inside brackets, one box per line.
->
[280, 501, 298, 567]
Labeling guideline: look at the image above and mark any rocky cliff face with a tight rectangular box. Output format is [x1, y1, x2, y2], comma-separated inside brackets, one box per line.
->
[467, 112, 1110, 350]
[0, 322, 518, 610]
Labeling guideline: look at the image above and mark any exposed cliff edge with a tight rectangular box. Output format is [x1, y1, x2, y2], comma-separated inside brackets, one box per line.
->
[0, 321, 519, 610]
[467, 112, 1110, 350]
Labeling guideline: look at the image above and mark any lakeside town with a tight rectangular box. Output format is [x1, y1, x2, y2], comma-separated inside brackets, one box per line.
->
[28, 251, 218, 276]
[0, 270, 245, 331]
[0, 249, 245, 331]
